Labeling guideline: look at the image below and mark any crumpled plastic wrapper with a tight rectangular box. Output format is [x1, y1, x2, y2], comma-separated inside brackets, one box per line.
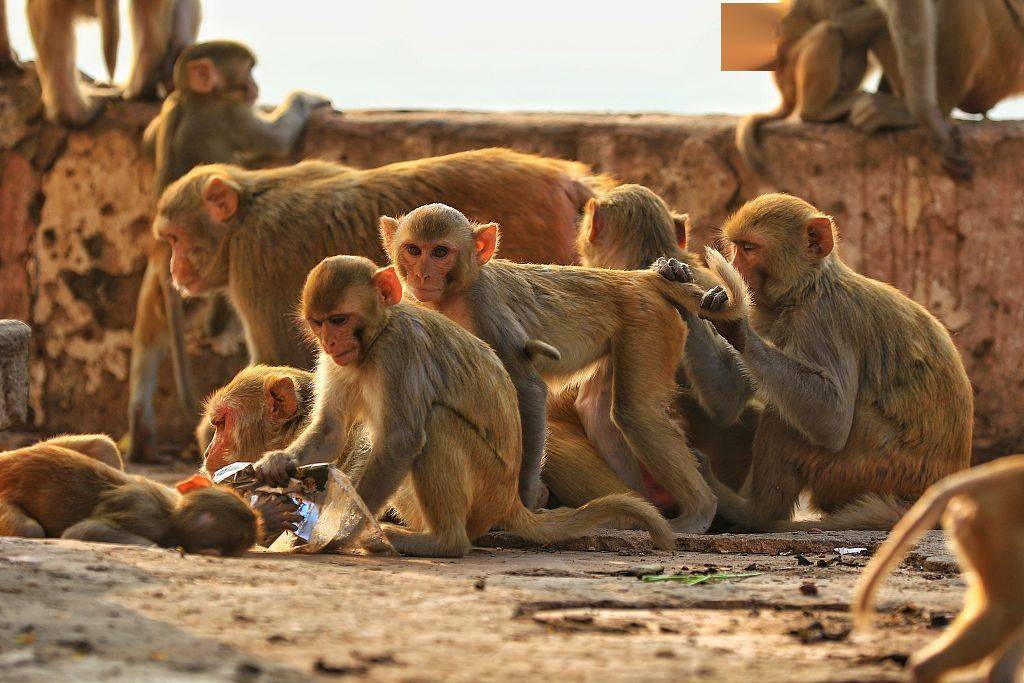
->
[213, 462, 396, 555]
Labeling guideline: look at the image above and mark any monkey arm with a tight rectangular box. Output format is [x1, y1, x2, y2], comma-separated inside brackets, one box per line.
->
[354, 416, 428, 517]
[284, 402, 350, 468]
[680, 310, 754, 426]
[61, 519, 157, 547]
[830, 4, 887, 46]
[740, 320, 858, 452]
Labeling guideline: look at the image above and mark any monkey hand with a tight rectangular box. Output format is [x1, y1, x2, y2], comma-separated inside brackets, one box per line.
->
[650, 257, 694, 283]
[252, 494, 303, 545]
[253, 451, 299, 486]
[700, 286, 747, 351]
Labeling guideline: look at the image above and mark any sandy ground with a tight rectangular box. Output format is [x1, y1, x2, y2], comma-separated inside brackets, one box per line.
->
[0, 460, 972, 683]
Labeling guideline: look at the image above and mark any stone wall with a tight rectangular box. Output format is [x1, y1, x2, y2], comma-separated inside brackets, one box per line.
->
[1, 68, 1022, 458]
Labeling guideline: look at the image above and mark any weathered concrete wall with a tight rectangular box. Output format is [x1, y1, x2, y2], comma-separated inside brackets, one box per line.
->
[1, 68, 1021, 458]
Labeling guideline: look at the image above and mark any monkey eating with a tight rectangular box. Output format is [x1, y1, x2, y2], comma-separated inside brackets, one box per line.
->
[127, 39, 330, 463]
[662, 193, 972, 531]
[379, 203, 750, 530]
[251, 255, 675, 557]
[153, 149, 612, 459]
[0, 435, 259, 555]
[854, 455, 1024, 683]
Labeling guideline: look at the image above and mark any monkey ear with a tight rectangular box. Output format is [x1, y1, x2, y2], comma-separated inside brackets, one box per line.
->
[806, 216, 835, 259]
[378, 216, 399, 251]
[372, 266, 403, 307]
[185, 57, 223, 94]
[473, 223, 499, 264]
[175, 474, 214, 495]
[585, 199, 603, 243]
[672, 213, 691, 249]
[265, 377, 299, 422]
[202, 177, 240, 222]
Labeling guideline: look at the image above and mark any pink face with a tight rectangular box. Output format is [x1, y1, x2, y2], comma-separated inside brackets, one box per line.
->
[161, 225, 204, 295]
[306, 310, 362, 366]
[728, 237, 766, 294]
[203, 403, 235, 474]
[397, 241, 458, 303]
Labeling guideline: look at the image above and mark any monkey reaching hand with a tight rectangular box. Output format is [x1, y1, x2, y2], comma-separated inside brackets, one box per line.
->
[855, 456, 1024, 683]
[252, 256, 674, 557]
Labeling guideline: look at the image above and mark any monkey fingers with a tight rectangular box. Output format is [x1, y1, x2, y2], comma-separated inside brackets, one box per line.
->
[252, 494, 302, 543]
[253, 451, 298, 486]
[650, 257, 694, 284]
[700, 285, 730, 312]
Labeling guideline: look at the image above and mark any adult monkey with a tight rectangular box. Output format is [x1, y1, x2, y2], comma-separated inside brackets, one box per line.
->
[154, 150, 611, 456]
[1, 0, 201, 125]
[127, 40, 329, 463]
[252, 256, 675, 557]
[379, 203, 750, 527]
[662, 193, 972, 531]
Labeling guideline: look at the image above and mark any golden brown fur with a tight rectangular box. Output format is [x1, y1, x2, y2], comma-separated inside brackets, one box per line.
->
[381, 203, 749, 532]
[0, 435, 257, 555]
[252, 256, 674, 557]
[855, 456, 1024, 682]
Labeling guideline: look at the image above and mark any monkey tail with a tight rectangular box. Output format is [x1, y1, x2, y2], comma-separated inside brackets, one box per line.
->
[504, 493, 675, 551]
[524, 339, 560, 363]
[98, 0, 120, 81]
[736, 103, 792, 188]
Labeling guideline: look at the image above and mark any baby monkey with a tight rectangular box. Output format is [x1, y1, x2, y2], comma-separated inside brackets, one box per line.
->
[254, 256, 674, 557]
[0, 435, 258, 556]
[855, 456, 1024, 683]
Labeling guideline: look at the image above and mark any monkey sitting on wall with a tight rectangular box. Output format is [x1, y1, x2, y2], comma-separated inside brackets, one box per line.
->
[251, 256, 675, 557]
[855, 456, 1024, 683]
[127, 39, 330, 464]
[0, 435, 259, 555]
[661, 193, 972, 531]
[378, 203, 750, 531]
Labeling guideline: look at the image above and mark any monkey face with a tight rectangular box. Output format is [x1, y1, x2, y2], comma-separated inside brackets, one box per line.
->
[305, 304, 364, 366]
[202, 401, 237, 474]
[155, 219, 227, 296]
[727, 237, 767, 293]
[396, 240, 459, 302]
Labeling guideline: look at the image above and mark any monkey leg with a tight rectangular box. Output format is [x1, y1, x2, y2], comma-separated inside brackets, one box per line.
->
[0, 500, 45, 538]
[510, 366, 548, 510]
[676, 392, 757, 492]
[911, 595, 1014, 683]
[608, 339, 716, 533]
[123, 0, 173, 100]
[61, 519, 156, 547]
[26, 0, 102, 125]
[738, 428, 805, 531]
[986, 626, 1024, 683]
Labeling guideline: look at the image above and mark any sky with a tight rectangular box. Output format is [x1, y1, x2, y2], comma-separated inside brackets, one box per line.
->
[5, 0, 1024, 118]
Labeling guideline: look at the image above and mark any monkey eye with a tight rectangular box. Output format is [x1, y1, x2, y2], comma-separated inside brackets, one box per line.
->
[431, 246, 450, 259]
[405, 244, 422, 257]
[211, 414, 226, 429]
[328, 315, 348, 326]
[737, 241, 758, 253]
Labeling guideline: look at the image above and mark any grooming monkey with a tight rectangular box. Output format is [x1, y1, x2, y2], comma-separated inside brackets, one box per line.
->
[128, 40, 329, 463]
[154, 149, 611, 454]
[379, 203, 750, 530]
[252, 256, 675, 557]
[663, 193, 972, 531]
[737, 0, 887, 184]
[855, 456, 1024, 683]
[0, 435, 258, 555]
[3, 0, 200, 125]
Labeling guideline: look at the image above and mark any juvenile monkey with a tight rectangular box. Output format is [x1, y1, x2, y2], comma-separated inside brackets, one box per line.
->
[154, 149, 611, 456]
[252, 256, 675, 557]
[14, 0, 200, 125]
[737, 0, 887, 184]
[128, 40, 329, 463]
[665, 193, 972, 531]
[0, 435, 258, 555]
[40, 433, 124, 470]
[379, 203, 750, 529]
[854, 456, 1024, 683]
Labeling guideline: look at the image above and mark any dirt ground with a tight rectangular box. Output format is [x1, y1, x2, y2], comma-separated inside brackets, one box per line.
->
[0, 462, 972, 683]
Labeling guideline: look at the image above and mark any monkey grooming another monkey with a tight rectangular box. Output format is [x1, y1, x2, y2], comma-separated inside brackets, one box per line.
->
[0, 435, 258, 555]
[252, 256, 675, 557]
[127, 40, 330, 463]
[154, 149, 612, 457]
[663, 193, 972, 531]
[380, 203, 750, 530]
[855, 456, 1024, 683]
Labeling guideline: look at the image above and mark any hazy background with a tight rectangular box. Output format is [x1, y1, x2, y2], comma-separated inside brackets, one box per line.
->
[5, 0, 1023, 118]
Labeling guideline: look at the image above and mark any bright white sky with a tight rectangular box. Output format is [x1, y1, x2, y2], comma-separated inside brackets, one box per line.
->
[5, 0, 1023, 117]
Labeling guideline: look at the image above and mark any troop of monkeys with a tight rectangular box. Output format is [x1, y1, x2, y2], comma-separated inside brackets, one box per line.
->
[0, 1, 1022, 680]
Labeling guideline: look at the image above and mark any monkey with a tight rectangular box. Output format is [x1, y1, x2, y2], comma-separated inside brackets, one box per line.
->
[854, 455, 1024, 683]
[38, 433, 124, 470]
[126, 40, 330, 463]
[378, 203, 750, 530]
[153, 149, 613, 457]
[737, 0, 887, 185]
[0, 0, 19, 69]
[250, 255, 675, 557]
[0, 435, 258, 555]
[660, 193, 972, 531]
[15, 0, 200, 126]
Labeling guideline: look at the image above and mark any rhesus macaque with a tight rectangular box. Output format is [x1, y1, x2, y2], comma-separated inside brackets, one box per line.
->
[15, 0, 200, 126]
[0, 435, 258, 555]
[855, 456, 1024, 683]
[127, 40, 330, 463]
[379, 203, 750, 530]
[252, 256, 675, 557]
[737, 0, 887, 184]
[153, 149, 611, 454]
[41, 433, 124, 470]
[666, 193, 972, 531]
